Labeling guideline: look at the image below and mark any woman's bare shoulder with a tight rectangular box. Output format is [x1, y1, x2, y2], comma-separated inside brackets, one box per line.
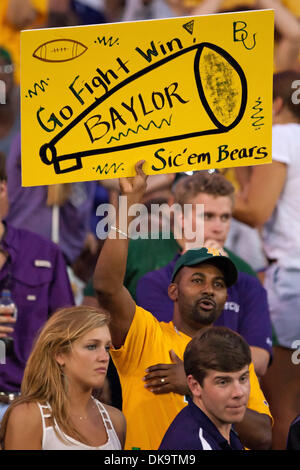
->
[5, 401, 43, 450]
[8, 401, 41, 424]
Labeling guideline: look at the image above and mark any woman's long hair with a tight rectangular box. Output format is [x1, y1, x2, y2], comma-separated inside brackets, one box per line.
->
[0, 305, 110, 447]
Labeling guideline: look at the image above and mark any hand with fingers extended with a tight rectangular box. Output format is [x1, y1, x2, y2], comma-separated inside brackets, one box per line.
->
[119, 160, 148, 204]
[143, 350, 189, 396]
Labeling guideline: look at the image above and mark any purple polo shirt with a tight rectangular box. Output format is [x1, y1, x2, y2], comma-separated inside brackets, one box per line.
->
[136, 255, 273, 355]
[6, 133, 96, 264]
[0, 224, 74, 392]
[159, 397, 244, 450]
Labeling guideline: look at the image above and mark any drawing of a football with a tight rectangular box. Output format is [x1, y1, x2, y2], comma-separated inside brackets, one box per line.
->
[33, 39, 87, 62]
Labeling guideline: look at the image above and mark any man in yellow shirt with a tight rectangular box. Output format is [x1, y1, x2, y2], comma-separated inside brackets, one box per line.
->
[93, 160, 272, 450]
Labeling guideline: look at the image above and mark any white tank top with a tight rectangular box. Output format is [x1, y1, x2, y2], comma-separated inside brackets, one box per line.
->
[37, 397, 122, 450]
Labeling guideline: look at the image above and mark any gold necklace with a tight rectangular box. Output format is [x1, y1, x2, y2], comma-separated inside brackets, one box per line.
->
[78, 415, 87, 421]
[70, 400, 96, 420]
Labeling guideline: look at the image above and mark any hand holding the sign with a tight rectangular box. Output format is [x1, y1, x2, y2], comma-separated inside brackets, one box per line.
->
[119, 160, 148, 204]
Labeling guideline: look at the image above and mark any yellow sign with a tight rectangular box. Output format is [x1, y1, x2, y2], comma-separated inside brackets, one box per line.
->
[21, 10, 274, 186]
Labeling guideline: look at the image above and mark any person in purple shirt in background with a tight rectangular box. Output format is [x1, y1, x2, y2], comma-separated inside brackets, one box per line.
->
[0, 152, 74, 421]
[137, 171, 272, 379]
[5, 132, 96, 266]
[159, 327, 251, 451]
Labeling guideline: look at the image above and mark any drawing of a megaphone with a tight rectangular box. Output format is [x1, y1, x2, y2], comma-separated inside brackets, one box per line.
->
[39, 42, 247, 175]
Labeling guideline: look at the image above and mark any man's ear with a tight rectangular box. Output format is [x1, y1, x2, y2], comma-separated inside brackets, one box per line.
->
[187, 375, 202, 398]
[273, 96, 284, 117]
[168, 282, 178, 302]
[0, 181, 7, 195]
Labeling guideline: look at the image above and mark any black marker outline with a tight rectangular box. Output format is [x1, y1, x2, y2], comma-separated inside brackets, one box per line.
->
[33, 38, 88, 63]
[39, 42, 247, 175]
[195, 43, 247, 132]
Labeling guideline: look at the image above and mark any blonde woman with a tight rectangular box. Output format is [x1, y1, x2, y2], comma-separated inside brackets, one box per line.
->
[0, 306, 126, 450]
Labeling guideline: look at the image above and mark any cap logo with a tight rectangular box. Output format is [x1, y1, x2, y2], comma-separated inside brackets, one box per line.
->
[207, 248, 221, 257]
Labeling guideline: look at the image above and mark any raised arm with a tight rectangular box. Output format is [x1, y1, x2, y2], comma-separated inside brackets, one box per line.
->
[257, 0, 300, 71]
[233, 161, 287, 227]
[165, 0, 222, 17]
[93, 161, 148, 349]
[191, 0, 223, 16]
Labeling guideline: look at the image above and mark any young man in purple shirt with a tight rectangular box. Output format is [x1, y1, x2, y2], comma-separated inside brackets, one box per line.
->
[137, 172, 272, 378]
[0, 154, 74, 420]
[159, 327, 251, 450]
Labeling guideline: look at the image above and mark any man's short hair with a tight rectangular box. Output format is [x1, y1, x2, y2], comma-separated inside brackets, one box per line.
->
[173, 172, 235, 207]
[273, 70, 300, 121]
[184, 326, 251, 386]
[0, 152, 7, 181]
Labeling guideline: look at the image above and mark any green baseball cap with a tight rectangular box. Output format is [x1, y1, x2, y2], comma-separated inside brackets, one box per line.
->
[171, 247, 238, 287]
